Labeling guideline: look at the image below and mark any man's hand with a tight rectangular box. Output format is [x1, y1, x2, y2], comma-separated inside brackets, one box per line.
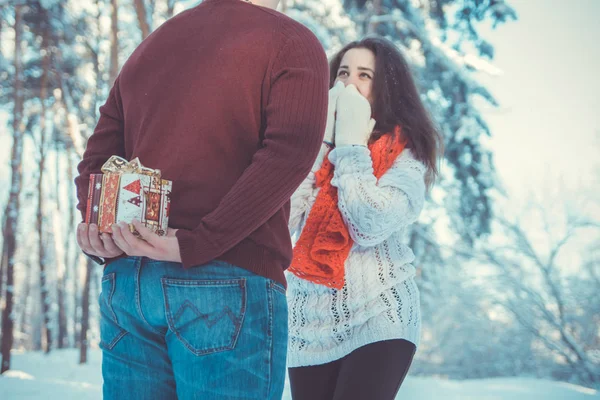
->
[77, 223, 125, 258]
[111, 220, 182, 263]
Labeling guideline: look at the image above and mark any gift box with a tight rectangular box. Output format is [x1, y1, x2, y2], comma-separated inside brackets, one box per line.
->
[85, 156, 172, 236]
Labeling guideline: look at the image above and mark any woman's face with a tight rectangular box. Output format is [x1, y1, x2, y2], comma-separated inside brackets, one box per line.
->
[334, 48, 376, 105]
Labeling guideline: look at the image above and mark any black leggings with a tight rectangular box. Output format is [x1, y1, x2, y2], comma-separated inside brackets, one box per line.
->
[288, 339, 416, 400]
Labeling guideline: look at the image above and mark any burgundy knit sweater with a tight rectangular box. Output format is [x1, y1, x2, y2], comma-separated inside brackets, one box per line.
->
[74, 0, 329, 286]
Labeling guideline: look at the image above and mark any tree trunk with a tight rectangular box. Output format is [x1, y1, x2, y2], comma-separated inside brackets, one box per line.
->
[18, 261, 32, 349]
[133, 0, 151, 39]
[1, 5, 24, 374]
[56, 144, 69, 349]
[59, 149, 77, 348]
[95, 0, 103, 119]
[166, 0, 175, 18]
[79, 4, 104, 360]
[0, 206, 6, 309]
[0, 237, 7, 319]
[65, 151, 80, 347]
[79, 259, 93, 364]
[38, 19, 52, 354]
[56, 268, 68, 348]
[73, 253, 82, 348]
[109, 0, 119, 85]
[368, 0, 382, 34]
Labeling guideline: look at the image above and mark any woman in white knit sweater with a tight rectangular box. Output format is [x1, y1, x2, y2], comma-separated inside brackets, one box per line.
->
[286, 37, 443, 399]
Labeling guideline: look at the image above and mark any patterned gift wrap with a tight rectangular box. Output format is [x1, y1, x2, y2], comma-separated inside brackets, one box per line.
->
[85, 156, 172, 237]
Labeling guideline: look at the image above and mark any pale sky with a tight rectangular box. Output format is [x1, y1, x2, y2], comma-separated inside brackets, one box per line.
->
[478, 0, 599, 200]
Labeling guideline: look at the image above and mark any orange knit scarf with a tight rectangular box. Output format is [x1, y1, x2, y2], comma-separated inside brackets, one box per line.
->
[288, 126, 406, 289]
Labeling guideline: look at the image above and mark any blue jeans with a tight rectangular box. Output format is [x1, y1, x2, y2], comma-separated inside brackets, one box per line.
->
[99, 257, 288, 399]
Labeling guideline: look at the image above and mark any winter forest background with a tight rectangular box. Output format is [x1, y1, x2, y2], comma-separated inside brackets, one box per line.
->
[0, 0, 599, 398]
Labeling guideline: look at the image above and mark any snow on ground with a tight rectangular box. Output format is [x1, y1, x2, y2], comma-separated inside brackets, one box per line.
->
[1, 349, 598, 399]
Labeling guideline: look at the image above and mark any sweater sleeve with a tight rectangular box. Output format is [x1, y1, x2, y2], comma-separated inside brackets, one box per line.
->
[74, 76, 126, 220]
[176, 29, 329, 269]
[288, 142, 330, 237]
[328, 146, 426, 247]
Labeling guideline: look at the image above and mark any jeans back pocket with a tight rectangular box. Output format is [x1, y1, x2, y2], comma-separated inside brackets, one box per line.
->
[161, 278, 247, 356]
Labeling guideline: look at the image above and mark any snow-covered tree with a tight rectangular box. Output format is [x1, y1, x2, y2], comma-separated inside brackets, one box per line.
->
[5, 1, 595, 390]
[1, 3, 25, 374]
[481, 192, 600, 387]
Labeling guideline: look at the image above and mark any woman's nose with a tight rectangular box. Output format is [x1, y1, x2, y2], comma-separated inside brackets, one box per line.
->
[346, 75, 359, 87]
[344, 80, 365, 98]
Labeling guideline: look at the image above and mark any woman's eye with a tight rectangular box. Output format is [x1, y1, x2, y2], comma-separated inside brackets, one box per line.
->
[361, 73, 372, 79]
[338, 71, 349, 77]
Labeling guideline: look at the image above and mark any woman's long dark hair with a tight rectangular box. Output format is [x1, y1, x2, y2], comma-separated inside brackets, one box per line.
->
[329, 37, 443, 188]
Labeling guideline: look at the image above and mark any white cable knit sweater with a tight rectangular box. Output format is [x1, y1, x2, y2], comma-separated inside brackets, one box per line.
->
[286, 142, 426, 368]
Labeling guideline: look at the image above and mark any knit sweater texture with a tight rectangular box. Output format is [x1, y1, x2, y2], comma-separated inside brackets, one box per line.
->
[74, 0, 329, 285]
[286, 143, 425, 367]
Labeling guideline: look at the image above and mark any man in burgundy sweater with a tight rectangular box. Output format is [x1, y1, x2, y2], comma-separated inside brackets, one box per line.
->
[74, 0, 328, 398]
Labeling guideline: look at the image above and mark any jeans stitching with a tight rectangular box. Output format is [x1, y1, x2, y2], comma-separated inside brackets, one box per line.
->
[135, 258, 162, 336]
[270, 280, 286, 296]
[265, 281, 274, 399]
[104, 273, 118, 322]
[161, 277, 247, 356]
[104, 330, 128, 350]
[100, 273, 128, 350]
[228, 279, 247, 351]
[162, 278, 245, 286]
